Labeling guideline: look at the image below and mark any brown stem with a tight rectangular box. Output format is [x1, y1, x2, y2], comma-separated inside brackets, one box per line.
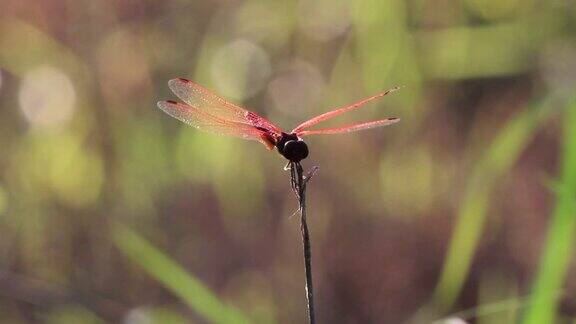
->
[290, 162, 317, 324]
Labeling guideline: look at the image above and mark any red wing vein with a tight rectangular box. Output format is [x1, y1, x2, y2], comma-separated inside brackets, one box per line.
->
[157, 100, 266, 141]
[297, 118, 399, 136]
[168, 78, 282, 133]
[292, 87, 401, 133]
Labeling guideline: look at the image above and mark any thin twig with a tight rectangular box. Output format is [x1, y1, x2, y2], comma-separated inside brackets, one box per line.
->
[290, 162, 318, 324]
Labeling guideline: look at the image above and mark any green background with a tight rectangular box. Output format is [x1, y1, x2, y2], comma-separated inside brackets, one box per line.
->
[0, 0, 575, 323]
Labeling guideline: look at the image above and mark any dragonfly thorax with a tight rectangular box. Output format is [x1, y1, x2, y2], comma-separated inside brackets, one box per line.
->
[276, 133, 309, 162]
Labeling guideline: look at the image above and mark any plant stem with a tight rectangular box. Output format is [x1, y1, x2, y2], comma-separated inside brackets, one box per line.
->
[290, 162, 317, 324]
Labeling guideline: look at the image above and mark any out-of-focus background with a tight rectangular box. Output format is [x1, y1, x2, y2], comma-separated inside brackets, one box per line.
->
[0, 0, 575, 323]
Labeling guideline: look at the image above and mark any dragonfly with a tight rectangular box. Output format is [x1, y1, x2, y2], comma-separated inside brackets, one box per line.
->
[157, 78, 400, 163]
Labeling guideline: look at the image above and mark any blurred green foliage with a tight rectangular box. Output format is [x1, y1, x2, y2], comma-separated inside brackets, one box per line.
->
[433, 98, 553, 310]
[523, 99, 576, 324]
[114, 224, 252, 324]
[0, 0, 575, 323]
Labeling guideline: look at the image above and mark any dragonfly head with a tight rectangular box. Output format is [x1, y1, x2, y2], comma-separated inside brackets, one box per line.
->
[276, 132, 309, 162]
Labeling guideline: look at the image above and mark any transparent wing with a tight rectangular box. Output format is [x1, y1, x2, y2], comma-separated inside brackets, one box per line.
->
[168, 78, 282, 133]
[292, 86, 401, 133]
[296, 118, 399, 136]
[157, 100, 272, 145]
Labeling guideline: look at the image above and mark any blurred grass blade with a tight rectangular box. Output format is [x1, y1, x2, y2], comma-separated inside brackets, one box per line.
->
[113, 224, 252, 324]
[522, 98, 576, 324]
[0, 18, 87, 76]
[352, 0, 407, 91]
[432, 98, 553, 309]
[432, 290, 563, 324]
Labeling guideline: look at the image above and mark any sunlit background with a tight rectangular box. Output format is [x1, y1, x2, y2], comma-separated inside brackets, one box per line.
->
[0, 0, 575, 323]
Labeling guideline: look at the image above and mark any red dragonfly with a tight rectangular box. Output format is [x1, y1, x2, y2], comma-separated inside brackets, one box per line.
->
[157, 78, 400, 163]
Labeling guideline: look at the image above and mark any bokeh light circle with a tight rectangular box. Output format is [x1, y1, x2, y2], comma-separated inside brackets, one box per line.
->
[18, 65, 76, 129]
[296, 0, 351, 42]
[210, 39, 271, 100]
[267, 60, 325, 117]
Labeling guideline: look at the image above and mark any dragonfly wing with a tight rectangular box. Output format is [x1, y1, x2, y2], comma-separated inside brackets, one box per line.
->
[292, 87, 401, 133]
[157, 100, 273, 145]
[168, 78, 282, 133]
[296, 118, 399, 136]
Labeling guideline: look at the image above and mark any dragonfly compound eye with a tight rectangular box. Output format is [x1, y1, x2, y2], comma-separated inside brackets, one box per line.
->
[283, 140, 309, 162]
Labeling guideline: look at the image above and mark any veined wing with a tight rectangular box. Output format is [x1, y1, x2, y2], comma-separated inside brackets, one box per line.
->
[157, 100, 274, 146]
[168, 78, 282, 134]
[296, 118, 399, 136]
[292, 86, 401, 133]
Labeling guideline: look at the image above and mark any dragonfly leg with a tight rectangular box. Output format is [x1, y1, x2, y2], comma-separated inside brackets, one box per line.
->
[289, 206, 303, 219]
[303, 166, 320, 185]
[289, 162, 300, 199]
